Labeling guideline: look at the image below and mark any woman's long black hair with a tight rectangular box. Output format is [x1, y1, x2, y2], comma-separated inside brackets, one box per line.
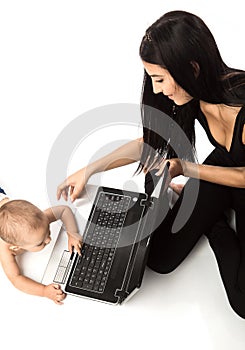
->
[138, 10, 245, 172]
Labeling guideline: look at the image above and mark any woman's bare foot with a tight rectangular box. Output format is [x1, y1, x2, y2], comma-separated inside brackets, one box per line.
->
[169, 183, 184, 195]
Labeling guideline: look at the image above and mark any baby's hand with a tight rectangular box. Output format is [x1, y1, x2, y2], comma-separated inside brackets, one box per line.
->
[43, 283, 66, 305]
[67, 233, 82, 255]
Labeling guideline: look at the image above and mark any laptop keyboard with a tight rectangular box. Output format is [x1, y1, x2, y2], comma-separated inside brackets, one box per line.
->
[69, 191, 131, 293]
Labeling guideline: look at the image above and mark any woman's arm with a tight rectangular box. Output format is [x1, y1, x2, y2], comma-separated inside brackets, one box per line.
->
[183, 161, 245, 188]
[57, 137, 143, 202]
[156, 158, 245, 188]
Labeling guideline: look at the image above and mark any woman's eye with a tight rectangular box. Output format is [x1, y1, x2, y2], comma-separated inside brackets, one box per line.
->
[156, 79, 163, 83]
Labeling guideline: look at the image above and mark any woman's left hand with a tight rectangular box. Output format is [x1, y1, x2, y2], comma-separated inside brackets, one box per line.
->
[155, 158, 185, 179]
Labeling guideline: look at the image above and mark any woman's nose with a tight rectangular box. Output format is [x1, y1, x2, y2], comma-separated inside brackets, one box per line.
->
[152, 82, 162, 94]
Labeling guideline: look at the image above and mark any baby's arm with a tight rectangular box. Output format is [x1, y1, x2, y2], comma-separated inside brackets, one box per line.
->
[0, 247, 66, 304]
[44, 205, 82, 254]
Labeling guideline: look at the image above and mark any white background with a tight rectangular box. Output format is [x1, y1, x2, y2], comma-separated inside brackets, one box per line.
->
[0, 1, 245, 349]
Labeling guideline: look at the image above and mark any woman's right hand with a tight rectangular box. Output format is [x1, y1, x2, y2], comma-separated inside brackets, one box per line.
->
[57, 167, 90, 202]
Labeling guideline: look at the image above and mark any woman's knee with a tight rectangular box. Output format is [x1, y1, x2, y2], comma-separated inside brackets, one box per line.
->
[147, 258, 179, 274]
[229, 300, 245, 320]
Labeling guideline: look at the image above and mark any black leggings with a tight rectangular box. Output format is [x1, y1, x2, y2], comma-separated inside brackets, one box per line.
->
[146, 149, 245, 319]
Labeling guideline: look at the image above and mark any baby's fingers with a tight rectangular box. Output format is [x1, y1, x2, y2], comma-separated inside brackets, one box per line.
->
[54, 289, 66, 305]
[75, 241, 82, 255]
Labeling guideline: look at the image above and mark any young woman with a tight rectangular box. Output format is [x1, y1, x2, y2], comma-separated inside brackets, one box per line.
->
[57, 11, 245, 318]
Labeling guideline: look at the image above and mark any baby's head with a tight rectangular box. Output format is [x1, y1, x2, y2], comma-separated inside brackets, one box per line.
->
[0, 200, 51, 252]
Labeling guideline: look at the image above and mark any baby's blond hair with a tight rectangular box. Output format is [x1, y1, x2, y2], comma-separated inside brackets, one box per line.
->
[0, 200, 46, 245]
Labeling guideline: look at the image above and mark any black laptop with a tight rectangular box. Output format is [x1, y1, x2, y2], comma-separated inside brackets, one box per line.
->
[42, 162, 170, 304]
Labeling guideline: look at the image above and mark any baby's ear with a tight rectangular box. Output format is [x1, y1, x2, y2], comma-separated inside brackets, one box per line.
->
[9, 245, 20, 252]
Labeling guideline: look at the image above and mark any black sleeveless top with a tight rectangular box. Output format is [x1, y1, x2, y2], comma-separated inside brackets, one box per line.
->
[196, 106, 245, 167]
[145, 105, 245, 195]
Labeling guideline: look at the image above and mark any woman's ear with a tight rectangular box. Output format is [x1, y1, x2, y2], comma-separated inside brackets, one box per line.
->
[190, 61, 200, 78]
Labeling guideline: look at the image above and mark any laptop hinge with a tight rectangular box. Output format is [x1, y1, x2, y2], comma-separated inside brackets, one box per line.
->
[140, 198, 154, 209]
[115, 289, 130, 302]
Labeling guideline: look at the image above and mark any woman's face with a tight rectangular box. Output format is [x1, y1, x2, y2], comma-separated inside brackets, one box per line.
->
[142, 61, 192, 105]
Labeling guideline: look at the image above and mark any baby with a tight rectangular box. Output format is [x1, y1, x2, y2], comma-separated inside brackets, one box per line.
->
[0, 187, 82, 304]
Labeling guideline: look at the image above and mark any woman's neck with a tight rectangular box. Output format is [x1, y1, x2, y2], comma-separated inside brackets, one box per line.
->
[199, 101, 241, 121]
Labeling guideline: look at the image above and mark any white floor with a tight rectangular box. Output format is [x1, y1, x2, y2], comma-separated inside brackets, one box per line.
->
[1, 220, 245, 350]
[1, 1, 245, 349]
[1, 164, 245, 350]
